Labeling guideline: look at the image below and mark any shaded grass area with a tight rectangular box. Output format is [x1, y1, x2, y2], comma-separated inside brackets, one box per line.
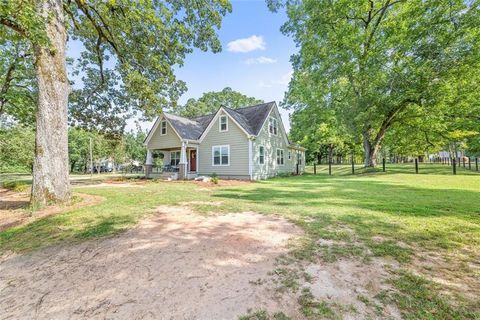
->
[1, 166, 479, 318]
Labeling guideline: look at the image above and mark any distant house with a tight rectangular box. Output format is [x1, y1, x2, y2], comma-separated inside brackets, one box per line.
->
[144, 102, 306, 180]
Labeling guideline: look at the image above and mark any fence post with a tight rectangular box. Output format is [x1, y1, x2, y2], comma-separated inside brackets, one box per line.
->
[453, 158, 457, 175]
[468, 158, 471, 170]
[328, 157, 332, 176]
[351, 154, 355, 175]
[314, 163, 316, 175]
[415, 158, 419, 174]
[297, 163, 299, 175]
[476, 158, 478, 172]
[382, 158, 386, 172]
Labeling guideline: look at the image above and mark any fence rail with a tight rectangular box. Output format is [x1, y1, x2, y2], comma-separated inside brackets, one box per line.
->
[308, 157, 480, 176]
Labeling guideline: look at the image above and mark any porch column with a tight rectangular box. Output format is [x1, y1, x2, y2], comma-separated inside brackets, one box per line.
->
[145, 149, 153, 177]
[179, 141, 187, 179]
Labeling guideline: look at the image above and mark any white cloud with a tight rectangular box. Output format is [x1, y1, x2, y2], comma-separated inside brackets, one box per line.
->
[257, 70, 293, 88]
[244, 56, 277, 65]
[227, 35, 266, 53]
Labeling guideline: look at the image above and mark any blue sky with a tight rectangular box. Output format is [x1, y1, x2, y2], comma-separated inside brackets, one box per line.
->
[68, 0, 296, 132]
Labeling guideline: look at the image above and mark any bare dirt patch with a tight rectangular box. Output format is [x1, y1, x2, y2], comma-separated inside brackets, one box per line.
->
[191, 179, 254, 188]
[304, 258, 401, 319]
[0, 190, 104, 232]
[0, 206, 303, 319]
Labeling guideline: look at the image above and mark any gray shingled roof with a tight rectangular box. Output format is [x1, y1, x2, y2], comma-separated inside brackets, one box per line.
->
[163, 102, 275, 140]
[163, 113, 205, 140]
[229, 102, 275, 135]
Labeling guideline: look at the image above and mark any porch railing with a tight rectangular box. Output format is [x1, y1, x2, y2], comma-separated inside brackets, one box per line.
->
[151, 165, 180, 173]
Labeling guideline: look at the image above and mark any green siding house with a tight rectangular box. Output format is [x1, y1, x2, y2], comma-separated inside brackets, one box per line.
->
[144, 102, 306, 180]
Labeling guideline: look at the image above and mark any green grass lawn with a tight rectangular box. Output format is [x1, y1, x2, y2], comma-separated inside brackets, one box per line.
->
[1, 164, 479, 318]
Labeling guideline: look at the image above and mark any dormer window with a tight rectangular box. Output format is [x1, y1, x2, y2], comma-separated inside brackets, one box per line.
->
[269, 117, 277, 135]
[219, 115, 228, 132]
[160, 120, 167, 135]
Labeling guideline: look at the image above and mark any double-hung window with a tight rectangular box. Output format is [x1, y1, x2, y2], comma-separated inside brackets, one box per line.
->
[170, 151, 180, 166]
[219, 115, 228, 132]
[259, 146, 265, 165]
[297, 152, 302, 165]
[160, 120, 167, 135]
[276, 149, 284, 165]
[269, 117, 278, 135]
[212, 145, 229, 166]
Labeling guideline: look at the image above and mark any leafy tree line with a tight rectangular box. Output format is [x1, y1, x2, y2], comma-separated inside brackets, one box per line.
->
[0, 124, 147, 173]
[173, 87, 264, 118]
[272, 0, 480, 166]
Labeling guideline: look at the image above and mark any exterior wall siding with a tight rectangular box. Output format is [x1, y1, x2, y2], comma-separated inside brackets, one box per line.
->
[197, 110, 250, 178]
[146, 118, 181, 150]
[252, 107, 304, 179]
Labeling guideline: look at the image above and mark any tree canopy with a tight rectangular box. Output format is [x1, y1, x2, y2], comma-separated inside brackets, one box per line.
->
[174, 87, 264, 117]
[1, 0, 231, 204]
[272, 0, 480, 166]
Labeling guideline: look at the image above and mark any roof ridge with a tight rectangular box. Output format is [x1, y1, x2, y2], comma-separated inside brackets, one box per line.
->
[231, 101, 275, 111]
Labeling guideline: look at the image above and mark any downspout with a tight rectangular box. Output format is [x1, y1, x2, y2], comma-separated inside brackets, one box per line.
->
[248, 138, 253, 180]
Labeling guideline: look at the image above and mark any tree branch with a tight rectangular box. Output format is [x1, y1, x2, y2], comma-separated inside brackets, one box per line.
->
[0, 17, 26, 36]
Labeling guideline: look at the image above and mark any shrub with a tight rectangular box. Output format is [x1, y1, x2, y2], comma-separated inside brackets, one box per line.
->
[2, 181, 30, 192]
[210, 172, 219, 184]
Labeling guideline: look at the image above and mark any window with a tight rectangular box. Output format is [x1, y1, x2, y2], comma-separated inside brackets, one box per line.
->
[170, 151, 180, 166]
[276, 149, 284, 165]
[259, 146, 265, 165]
[160, 120, 167, 135]
[288, 151, 291, 160]
[269, 117, 277, 135]
[219, 115, 228, 132]
[212, 145, 229, 166]
[297, 152, 302, 165]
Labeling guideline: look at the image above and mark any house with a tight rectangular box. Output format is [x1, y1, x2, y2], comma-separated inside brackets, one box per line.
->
[143, 101, 306, 180]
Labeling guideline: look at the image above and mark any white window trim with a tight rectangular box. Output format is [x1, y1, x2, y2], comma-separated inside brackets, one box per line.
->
[276, 148, 285, 166]
[170, 150, 181, 165]
[269, 117, 278, 135]
[160, 120, 167, 135]
[258, 145, 265, 165]
[219, 115, 228, 132]
[212, 145, 230, 166]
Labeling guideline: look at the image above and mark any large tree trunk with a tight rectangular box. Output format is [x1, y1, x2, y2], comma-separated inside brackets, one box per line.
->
[31, 0, 70, 205]
[363, 133, 381, 168]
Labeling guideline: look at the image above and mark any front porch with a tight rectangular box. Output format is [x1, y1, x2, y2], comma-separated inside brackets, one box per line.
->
[145, 142, 198, 180]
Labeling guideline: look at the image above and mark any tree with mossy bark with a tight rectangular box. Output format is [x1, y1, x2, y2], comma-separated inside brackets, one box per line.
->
[269, 0, 480, 167]
[0, 0, 231, 205]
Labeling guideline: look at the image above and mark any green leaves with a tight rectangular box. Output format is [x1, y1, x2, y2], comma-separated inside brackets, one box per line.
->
[173, 87, 264, 117]
[278, 0, 480, 162]
[1, 0, 232, 124]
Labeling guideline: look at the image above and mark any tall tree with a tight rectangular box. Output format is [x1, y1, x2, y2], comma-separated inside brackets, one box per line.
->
[174, 87, 263, 117]
[1, 0, 231, 205]
[270, 0, 480, 167]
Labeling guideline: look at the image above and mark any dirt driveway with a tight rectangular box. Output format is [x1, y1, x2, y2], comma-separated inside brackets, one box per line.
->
[0, 206, 302, 319]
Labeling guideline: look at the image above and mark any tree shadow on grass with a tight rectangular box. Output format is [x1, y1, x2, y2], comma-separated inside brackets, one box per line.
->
[212, 175, 480, 249]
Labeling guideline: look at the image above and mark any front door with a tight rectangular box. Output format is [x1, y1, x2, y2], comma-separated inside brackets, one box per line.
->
[189, 150, 197, 172]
